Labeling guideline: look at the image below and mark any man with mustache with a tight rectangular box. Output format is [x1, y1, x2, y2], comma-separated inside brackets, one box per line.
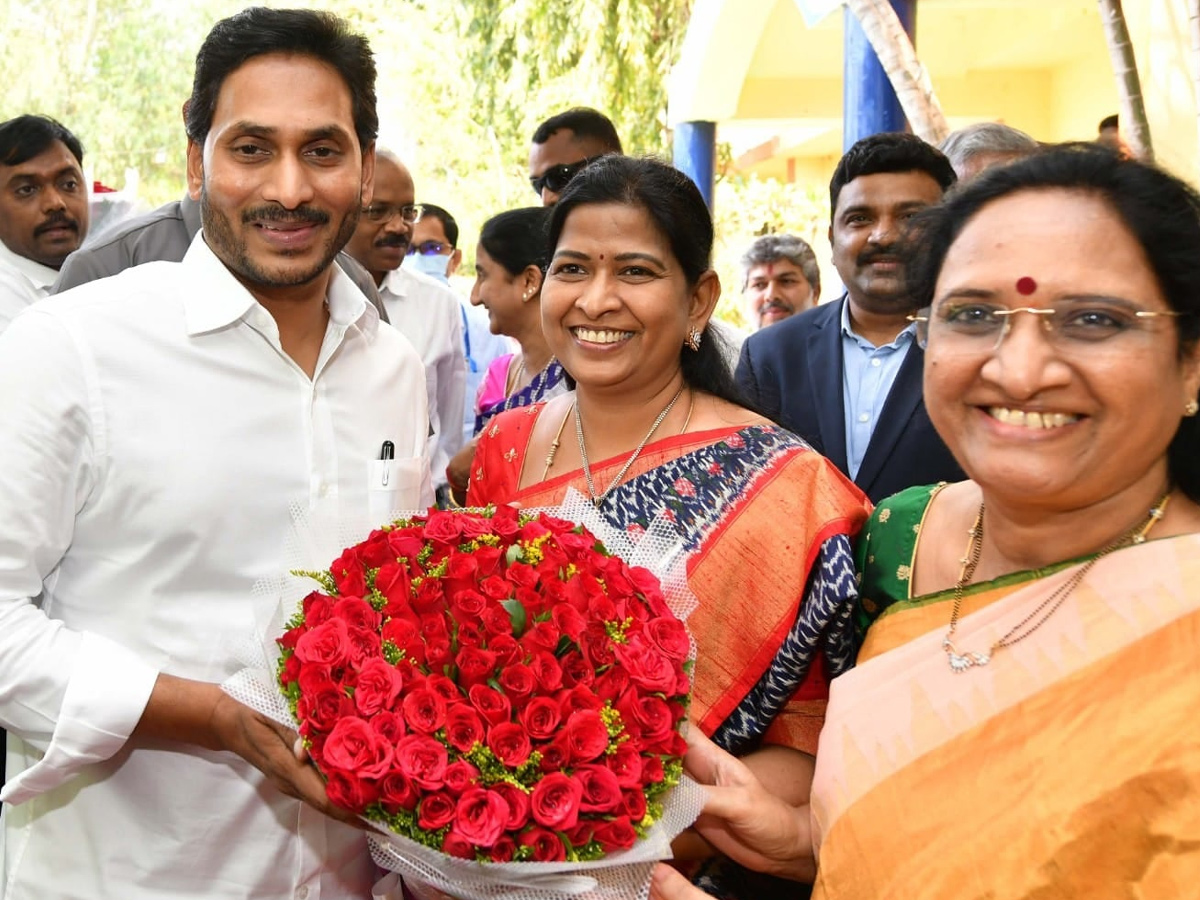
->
[736, 132, 964, 502]
[740, 234, 821, 330]
[0, 115, 89, 334]
[0, 9, 431, 898]
[344, 151, 466, 504]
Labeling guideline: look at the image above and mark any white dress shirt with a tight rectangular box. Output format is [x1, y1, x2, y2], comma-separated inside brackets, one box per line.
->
[0, 239, 58, 336]
[0, 234, 431, 900]
[378, 267, 466, 488]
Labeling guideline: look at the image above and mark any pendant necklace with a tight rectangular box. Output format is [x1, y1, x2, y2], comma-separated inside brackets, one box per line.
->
[943, 488, 1171, 673]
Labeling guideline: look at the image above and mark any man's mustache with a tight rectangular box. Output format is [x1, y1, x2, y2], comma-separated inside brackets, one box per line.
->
[34, 211, 79, 236]
[374, 233, 409, 249]
[241, 205, 329, 226]
[759, 301, 794, 316]
[857, 246, 902, 267]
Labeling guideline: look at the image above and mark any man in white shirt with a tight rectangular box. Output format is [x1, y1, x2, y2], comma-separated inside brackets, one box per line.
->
[345, 152, 466, 499]
[0, 9, 430, 899]
[0, 115, 89, 334]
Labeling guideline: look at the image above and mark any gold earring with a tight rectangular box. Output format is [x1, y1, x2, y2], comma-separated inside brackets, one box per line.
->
[522, 289, 533, 301]
[685, 326, 702, 351]
[1186, 399, 1199, 417]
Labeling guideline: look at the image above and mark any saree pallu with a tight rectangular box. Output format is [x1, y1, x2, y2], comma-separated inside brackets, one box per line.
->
[472, 358, 568, 436]
[467, 405, 872, 757]
[811, 531, 1200, 899]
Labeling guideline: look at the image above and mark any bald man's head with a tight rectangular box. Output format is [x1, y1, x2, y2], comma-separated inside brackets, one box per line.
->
[344, 150, 419, 284]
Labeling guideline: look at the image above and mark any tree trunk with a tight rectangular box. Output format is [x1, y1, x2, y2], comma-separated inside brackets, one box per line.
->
[1188, 0, 1200, 161]
[843, 0, 949, 144]
[1097, 0, 1154, 161]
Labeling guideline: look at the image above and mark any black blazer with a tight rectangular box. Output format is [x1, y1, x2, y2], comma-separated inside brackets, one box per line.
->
[736, 296, 964, 504]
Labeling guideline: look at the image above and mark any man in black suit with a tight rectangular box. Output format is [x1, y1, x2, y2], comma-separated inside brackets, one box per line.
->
[736, 133, 965, 504]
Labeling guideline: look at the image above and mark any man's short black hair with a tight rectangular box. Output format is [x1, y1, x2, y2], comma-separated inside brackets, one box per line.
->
[531, 107, 622, 154]
[1099, 114, 1119, 132]
[829, 132, 956, 214]
[419, 203, 459, 248]
[0, 115, 84, 168]
[185, 7, 378, 150]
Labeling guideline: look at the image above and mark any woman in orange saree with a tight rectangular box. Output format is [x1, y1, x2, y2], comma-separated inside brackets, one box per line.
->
[647, 146, 1200, 900]
[467, 156, 870, 899]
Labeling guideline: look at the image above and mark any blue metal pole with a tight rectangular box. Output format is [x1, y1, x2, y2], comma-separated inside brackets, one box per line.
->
[672, 120, 717, 210]
[843, 0, 916, 151]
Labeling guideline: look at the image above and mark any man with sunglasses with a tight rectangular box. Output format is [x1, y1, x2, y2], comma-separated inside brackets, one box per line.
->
[345, 151, 466, 503]
[528, 107, 622, 205]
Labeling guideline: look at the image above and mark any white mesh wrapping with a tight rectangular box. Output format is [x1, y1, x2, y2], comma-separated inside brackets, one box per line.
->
[223, 489, 704, 900]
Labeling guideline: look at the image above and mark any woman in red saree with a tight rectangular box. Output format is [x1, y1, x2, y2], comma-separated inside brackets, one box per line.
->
[467, 156, 870, 898]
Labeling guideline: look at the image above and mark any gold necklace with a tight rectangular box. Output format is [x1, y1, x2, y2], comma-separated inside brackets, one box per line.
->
[943, 489, 1171, 673]
[574, 386, 686, 507]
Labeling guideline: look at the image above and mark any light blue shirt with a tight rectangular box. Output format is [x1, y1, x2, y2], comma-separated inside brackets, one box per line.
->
[839, 297, 916, 480]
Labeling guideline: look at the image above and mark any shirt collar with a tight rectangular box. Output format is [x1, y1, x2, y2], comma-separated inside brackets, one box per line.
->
[179, 193, 203, 240]
[0, 239, 59, 294]
[181, 232, 377, 336]
[839, 293, 917, 348]
[380, 266, 411, 299]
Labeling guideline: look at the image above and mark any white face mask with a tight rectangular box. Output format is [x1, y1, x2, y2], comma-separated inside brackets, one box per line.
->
[402, 251, 451, 283]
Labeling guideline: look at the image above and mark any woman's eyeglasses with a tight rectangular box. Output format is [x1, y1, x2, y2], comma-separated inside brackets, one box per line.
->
[361, 203, 423, 224]
[530, 158, 594, 197]
[406, 240, 451, 257]
[910, 299, 1185, 353]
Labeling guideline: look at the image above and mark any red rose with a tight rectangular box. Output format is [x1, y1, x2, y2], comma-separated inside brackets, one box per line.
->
[445, 553, 479, 584]
[606, 742, 644, 788]
[582, 624, 617, 669]
[302, 590, 335, 625]
[530, 772, 583, 830]
[402, 687, 448, 734]
[387, 532, 424, 561]
[628, 566, 671, 617]
[619, 694, 674, 744]
[344, 625, 382, 667]
[488, 781, 531, 830]
[330, 548, 367, 597]
[593, 815, 637, 852]
[487, 722, 532, 767]
[394, 734, 448, 790]
[622, 787, 647, 821]
[489, 634, 522, 667]
[594, 666, 629, 702]
[332, 596, 380, 632]
[528, 652, 563, 693]
[423, 510, 465, 544]
[294, 617, 352, 668]
[574, 763, 623, 813]
[456, 620, 485, 649]
[425, 638, 453, 669]
[353, 657, 405, 717]
[564, 820, 595, 847]
[379, 770, 418, 813]
[479, 575, 512, 601]
[551, 603, 588, 642]
[324, 768, 379, 813]
[557, 685, 603, 719]
[559, 651, 595, 689]
[489, 505, 521, 539]
[412, 578, 446, 612]
[642, 755, 665, 784]
[488, 836, 517, 862]
[468, 684, 512, 726]
[375, 562, 413, 616]
[564, 709, 609, 763]
[506, 563, 538, 590]
[444, 703, 485, 753]
[480, 604, 514, 638]
[425, 673, 461, 702]
[323, 717, 394, 779]
[554, 530, 593, 555]
[497, 662, 536, 700]
[644, 617, 690, 661]
[455, 645, 498, 688]
[538, 735, 572, 773]
[280, 652, 302, 684]
[417, 791, 458, 830]
[450, 587, 485, 620]
[441, 831, 476, 859]
[381, 615, 423, 664]
[520, 697, 561, 741]
[453, 787, 510, 847]
[519, 826, 566, 862]
[443, 759, 480, 795]
[459, 512, 495, 540]
[370, 710, 407, 745]
[613, 638, 678, 695]
[356, 529, 394, 567]
[522, 620, 560, 654]
[473, 545, 503, 577]
[297, 686, 353, 734]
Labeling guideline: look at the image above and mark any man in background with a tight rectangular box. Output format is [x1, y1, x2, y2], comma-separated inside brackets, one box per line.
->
[0, 115, 89, 333]
[737, 132, 964, 503]
[938, 121, 1039, 181]
[528, 107, 622, 206]
[740, 234, 820, 331]
[345, 152, 466, 502]
[403, 202, 510, 445]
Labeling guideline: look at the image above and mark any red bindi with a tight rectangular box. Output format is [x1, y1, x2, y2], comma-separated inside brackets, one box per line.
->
[1016, 276, 1037, 295]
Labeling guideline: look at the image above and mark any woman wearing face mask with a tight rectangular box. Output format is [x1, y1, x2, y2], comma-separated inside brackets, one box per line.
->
[444, 207, 569, 503]
[649, 144, 1200, 900]
[467, 156, 872, 899]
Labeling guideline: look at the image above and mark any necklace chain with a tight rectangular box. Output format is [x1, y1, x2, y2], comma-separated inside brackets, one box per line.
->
[943, 489, 1172, 673]
[574, 386, 686, 507]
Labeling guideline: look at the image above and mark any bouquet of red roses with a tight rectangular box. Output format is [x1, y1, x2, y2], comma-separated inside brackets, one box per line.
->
[235, 496, 701, 900]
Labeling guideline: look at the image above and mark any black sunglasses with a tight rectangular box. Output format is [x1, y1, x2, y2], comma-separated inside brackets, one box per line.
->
[530, 158, 595, 197]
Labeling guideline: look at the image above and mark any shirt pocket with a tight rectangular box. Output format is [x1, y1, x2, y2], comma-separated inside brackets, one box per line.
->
[367, 457, 430, 522]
